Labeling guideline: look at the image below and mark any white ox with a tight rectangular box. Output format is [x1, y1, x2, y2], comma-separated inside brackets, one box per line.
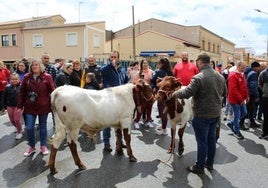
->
[48, 81, 153, 174]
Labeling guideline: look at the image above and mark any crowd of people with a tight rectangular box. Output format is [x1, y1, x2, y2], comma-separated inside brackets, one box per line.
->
[0, 51, 267, 174]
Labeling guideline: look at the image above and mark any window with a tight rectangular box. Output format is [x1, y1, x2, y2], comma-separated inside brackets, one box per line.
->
[33, 34, 43, 47]
[212, 44, 215, 53]
[208, 42, 211, 52]
[1, 35, 9, 46]
[12, 34, 17, 46]
[217, 45, 220, 53]
[202, 40, 205, 50]
[66, 32, 77, 46]
[93, 34, 100, 47]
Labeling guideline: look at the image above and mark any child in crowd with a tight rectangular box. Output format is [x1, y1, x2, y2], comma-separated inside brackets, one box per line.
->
[82, 72, 100, 138]
[3, 73, 23, 140]
[84, 72, 100, 90]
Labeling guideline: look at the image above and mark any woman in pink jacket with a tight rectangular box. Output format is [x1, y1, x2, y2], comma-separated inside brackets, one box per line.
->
[133, 59, 154, 129]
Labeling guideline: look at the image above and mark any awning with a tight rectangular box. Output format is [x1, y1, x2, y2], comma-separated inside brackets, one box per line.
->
[139, 50, 175, 57]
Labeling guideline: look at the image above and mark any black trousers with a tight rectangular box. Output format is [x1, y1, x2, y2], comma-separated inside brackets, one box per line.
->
[262, 97, 268, 135]
[240, 96, 256, 124]
[0, 91, 4, 111]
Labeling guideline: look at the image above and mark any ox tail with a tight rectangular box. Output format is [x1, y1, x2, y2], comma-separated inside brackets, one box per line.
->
[49, 91, 66, 149]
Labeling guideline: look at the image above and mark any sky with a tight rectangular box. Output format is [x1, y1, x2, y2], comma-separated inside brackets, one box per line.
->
[1, 0, 268, 55]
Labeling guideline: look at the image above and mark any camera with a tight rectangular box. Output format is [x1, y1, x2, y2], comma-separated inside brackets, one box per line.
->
[29, 92, 38, 103]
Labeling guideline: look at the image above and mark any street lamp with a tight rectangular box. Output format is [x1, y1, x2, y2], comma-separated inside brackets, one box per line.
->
[254, 9, 268, 15]
[254, 9, 268, 59]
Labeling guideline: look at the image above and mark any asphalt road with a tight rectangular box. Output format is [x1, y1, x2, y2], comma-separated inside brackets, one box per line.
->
[0, 103, 267, 188]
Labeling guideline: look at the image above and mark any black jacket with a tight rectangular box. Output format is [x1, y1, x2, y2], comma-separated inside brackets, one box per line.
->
[84, 80, 100, 90]
[3, 83, 21, 107]
[55, 71, 70, 87]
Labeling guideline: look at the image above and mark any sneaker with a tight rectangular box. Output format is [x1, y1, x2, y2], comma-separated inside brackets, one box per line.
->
[104, 144, 112, 152]
[187, 165, 204, 174]
[134, 122, 140, 129]
[226, 122, 235, 133]
[145, 122, 154, 128]
[40, 146, 49, 155]
[24, 147, 36, 157]
[259, 134, 268, 139]
[250, 121, 261, 128]
[240, 123, 249, 131]
[155, 129, 168, 136]
[156, 125, 162, 130]
[204, 164, 214, 171]
[233, 132, 244, 139]
[15, 133, 23, 140]
[256, 118, 263, 123]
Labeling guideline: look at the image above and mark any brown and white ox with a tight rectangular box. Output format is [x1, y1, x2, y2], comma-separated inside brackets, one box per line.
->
[155, 76, 193, 156]
[48, 80, 153, 174]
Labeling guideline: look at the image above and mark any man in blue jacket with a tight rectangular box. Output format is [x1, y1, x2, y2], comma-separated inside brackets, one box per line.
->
[101, 51, 128, 152]
[240, 61, 261, 129]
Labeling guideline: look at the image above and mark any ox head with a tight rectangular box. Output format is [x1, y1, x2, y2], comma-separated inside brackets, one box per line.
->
[134, 79, 154, 104]
[155, 76, 182, 101]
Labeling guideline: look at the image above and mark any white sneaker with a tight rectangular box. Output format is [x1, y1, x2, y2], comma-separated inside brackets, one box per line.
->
[155, 129, 168, 135]
[139, 119, 144, 125]
[134, 122, 140, 129]
[145, 122, 154, 128]
[16, 133, 23, 140]
[156, 125, 162, 130]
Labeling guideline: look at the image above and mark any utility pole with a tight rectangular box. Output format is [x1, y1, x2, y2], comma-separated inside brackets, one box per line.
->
[132, 5, 136, 61]
[254, 9, 268, 59]
[79, 1, 84, 22]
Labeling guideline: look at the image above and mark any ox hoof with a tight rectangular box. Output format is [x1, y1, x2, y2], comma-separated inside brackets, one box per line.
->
[50, 168, 58, 175]
[78, 164, 87, 171]
[129, 156, 137, 162]
[167, 147, 175, 154]
[178, 149, 184, 156]
[116, 149, 123, 155]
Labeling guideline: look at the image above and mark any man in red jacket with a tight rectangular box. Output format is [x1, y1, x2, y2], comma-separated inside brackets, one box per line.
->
[173, 52, 199, 86]
[226, 61, 249, 139]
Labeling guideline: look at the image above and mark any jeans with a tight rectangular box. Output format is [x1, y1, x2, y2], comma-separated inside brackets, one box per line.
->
[230, 104, 247, 134]
[25, 113, 48, 148]
[192, 116, 219, 170]
[224, 100, 233, 116]
[103, 128, 111, 145]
